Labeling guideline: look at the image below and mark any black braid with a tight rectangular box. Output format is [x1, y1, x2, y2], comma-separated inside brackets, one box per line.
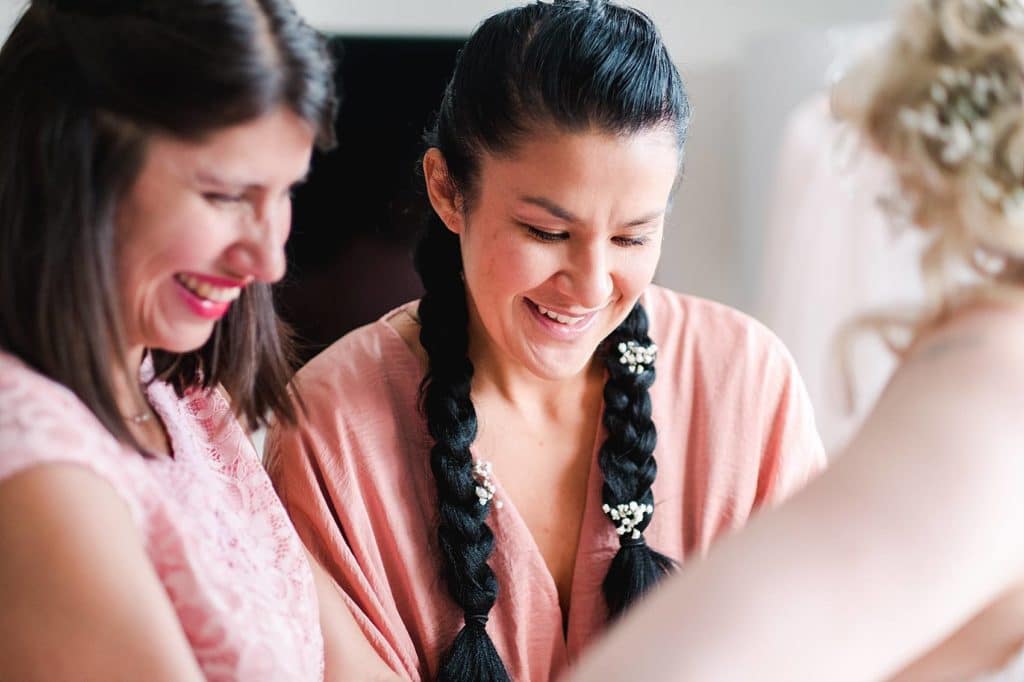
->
[597, 303, 676, 616]
[415, 221, 511, 682]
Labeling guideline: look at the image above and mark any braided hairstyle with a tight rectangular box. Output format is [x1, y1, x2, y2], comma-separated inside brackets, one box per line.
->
[414, 1, 690, 679]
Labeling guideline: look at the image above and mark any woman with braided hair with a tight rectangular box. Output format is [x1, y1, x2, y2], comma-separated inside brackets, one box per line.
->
[268, 0, 824, 679]
[569, 1, 1024, 680]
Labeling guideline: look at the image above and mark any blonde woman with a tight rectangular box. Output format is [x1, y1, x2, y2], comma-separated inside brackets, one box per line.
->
[568, 0, 1024, 680]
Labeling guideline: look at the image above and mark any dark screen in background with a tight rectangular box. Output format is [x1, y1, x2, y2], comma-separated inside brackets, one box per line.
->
[277, 36, 463, 367]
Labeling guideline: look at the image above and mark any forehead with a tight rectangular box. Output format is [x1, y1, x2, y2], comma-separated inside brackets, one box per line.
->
[476, 127, 680, 213]
[139, 108, 316, 185]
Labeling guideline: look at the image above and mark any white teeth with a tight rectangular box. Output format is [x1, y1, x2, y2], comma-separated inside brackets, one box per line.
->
[536, 304, 585, 325]
[176, 274, 242, 303]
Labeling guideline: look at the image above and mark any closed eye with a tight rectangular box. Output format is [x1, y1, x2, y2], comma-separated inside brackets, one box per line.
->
[204, 192, 245, 205]
[523, 224, 569, 242]
[613, 235, 650, 247]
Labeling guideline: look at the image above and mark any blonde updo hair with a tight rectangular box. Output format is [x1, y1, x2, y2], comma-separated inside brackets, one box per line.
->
[835, 0, 1024, 320]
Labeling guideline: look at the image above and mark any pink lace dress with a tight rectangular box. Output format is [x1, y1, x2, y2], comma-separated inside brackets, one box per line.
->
[0, 352, 324, 681]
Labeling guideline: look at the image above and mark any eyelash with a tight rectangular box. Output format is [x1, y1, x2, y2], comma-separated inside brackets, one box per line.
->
[204, 186, 299, 206]
[524, 225, 649, 247]
[205, 192, 244, 204]
[526, 225, 567, 242]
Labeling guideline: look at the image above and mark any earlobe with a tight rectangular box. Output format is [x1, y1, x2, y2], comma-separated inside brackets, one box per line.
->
[423, 148, 464, 235]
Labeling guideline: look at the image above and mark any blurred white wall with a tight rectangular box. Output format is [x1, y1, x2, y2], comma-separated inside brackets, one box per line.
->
[295, 0, 889, 65]
[1, 1, 21, 40]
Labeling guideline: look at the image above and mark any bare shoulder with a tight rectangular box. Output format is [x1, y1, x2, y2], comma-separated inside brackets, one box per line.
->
[874, 304, 1024, 458]
[856, 303, 1024, 559]
[896, 304, 1024, 408]
[0, 464, 202, 681]
[911, 302, 1024, 355]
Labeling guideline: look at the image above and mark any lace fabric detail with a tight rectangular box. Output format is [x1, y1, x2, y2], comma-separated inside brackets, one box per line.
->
[0, 354, 323, 681]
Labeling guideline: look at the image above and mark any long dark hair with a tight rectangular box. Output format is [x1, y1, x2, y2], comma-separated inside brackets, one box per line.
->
[414, 0, 690, 678]
[0, 0, 337, 448]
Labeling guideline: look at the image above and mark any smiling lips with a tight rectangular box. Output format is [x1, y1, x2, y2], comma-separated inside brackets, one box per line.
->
[526, 297, 602, 339]
[174, 273, 244, 320]
[535, 303, 586, 325]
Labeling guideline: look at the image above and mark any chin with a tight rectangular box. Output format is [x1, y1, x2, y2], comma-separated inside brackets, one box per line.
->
[527, 351, 595, 382]
[152, 325, 217, 355]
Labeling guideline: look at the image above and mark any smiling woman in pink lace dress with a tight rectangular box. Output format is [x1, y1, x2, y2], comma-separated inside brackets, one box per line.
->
[0, 1, 395, 680]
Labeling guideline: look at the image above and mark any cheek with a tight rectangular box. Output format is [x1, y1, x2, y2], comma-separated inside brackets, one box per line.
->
[275, 200, 293, 246]
[483, 239, 556, 295]
[118, 233, 212, 291]
[617, 248, 661, 294]
[462, 226, 532, 289]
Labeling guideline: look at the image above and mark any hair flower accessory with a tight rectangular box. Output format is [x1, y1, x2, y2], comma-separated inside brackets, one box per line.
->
[979, 0, 1024, 28]
[602, 500, 654, 539]
[618, 340, 657, 374]
[472, 460, 503, 509]
[898, 65, 1008, 165]
[897, 57, 1024, 220]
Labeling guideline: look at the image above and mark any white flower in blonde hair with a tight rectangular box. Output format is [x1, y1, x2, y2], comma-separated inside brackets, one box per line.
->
[1004, 126, 1024, 178]
[979, 0, 1024, 28]
[979, 174, 1004, 201]
[899, 58, 1024, 217]
[1001, 187, 1024, 223]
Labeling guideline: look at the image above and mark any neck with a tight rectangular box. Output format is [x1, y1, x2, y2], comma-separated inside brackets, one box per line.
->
[466, 316, 604, 422]
[125, 344, 146, 376]
[112, 345, 149, 421]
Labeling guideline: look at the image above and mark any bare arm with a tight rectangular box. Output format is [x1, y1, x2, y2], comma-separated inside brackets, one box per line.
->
[0, 464, 205, 681]
[567, 313, 1024, 682]
[306, 549, 402, 682]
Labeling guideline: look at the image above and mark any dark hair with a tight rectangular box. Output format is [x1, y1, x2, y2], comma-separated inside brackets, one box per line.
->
[0, 0, 337, 449]
[415, 0, 690, 678]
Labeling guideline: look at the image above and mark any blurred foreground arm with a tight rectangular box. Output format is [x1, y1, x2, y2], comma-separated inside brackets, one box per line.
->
[567, 310, 1024, 682]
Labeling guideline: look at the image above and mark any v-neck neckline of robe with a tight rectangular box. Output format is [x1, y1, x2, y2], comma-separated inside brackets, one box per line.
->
[379, 312, 622, 664]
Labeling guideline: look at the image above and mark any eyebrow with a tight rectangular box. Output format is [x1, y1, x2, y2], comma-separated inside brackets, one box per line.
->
[194, 170, 247, 187]
[519, 195, 664, 228]
[194, 168, 311, 188]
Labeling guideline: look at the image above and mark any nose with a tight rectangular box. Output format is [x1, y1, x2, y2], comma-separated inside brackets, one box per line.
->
[223, 197, 291, 283]
[563, 239, 614, 309]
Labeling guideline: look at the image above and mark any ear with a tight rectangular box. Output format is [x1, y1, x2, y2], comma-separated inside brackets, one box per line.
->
[423, 148, 465, 235]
